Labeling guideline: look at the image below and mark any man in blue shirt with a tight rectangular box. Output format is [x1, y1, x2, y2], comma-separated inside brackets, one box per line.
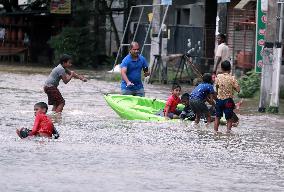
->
[120, 42, 149, 96]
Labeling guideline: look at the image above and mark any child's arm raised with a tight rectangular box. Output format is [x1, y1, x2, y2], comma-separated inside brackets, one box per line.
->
[61, 71, 74, 84]
[65, 69, 87, 82]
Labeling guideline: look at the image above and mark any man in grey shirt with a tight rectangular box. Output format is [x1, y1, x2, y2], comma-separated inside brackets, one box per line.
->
[44, 54, 87, 113]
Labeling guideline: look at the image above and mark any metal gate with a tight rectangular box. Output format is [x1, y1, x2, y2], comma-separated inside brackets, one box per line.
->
[227, 6, 256, 70]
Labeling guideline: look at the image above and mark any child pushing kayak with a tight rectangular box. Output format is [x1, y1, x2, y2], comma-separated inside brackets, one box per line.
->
[214, 60, 240, 133]
[180, 93, 195, 121]
[189, 73, 215, 126]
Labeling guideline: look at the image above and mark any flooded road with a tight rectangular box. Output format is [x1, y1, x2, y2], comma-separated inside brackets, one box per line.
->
[0, 66, 284, 192]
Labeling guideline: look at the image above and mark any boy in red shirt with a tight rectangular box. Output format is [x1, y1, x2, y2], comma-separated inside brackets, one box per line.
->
[16, 102, 58, 139]
[164, 84, 182, 119]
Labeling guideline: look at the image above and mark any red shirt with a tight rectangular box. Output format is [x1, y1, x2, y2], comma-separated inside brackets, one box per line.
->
[30, 113, 54, 137]
[165, 95, 181, 113]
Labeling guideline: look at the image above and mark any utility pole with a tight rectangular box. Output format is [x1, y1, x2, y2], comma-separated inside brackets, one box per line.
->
[216, 2, 228, 35]
[150, 0, 161, 70]
[148, 0, 170, 83]
[122, 0, 130, 56]
[269, 0, 284, 113]
[258, 0, 274, 112]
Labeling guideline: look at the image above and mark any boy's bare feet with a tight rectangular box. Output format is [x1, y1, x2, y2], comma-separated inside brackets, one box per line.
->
[232, 121, 239, 127]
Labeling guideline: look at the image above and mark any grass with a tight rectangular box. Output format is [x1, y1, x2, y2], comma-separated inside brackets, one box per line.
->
[0, 63, 52, 74]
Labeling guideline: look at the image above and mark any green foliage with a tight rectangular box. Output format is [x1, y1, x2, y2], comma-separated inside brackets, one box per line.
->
[280, 88, 284, 99]
[49, 27, 96, 67]
[48, 0, 98, 67]
[110, 73, 121, 82]
[267, 106, 279, 113]
[238, 70, 261, 98]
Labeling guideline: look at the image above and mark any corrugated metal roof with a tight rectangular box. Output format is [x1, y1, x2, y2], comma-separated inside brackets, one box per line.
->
[235, 0, 256, 10]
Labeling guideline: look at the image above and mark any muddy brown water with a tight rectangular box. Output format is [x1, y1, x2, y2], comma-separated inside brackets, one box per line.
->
[0, 65, 283, 192]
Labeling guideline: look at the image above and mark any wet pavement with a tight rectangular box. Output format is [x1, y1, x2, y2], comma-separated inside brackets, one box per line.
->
[0, 65, 283, 192]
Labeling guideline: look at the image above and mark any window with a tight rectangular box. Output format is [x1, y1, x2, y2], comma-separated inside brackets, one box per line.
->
[176, 8, 190, 25]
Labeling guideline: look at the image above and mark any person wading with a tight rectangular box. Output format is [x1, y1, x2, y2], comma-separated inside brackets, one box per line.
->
[213, 34, 230, 78]
[120, 42, 150, 97]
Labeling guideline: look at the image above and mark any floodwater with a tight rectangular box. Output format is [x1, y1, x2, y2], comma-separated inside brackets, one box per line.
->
[0, 65, 284, 192]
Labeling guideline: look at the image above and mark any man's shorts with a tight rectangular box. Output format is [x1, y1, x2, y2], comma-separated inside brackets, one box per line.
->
[189, 99, 209, 114]
[44, 86, 65, 106]
[121, 88, 145, 97]
[215, 98, 235, 120]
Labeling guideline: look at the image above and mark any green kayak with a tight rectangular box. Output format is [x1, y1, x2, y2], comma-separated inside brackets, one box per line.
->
[104, 94, 228, 124]
[104, 94, 184, 121]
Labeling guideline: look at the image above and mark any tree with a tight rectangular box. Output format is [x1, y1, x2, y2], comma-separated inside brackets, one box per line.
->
[0, 0, 20, 12]
[49, 0, 96, 67]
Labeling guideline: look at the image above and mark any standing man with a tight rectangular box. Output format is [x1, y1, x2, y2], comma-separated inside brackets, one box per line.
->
[213, 34, 230, 76]
[120, 42, 150, 97]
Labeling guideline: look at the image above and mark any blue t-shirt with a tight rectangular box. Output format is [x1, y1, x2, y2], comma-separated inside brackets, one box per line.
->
[120, 54, 148, 90]
[190, 83, 215, 101]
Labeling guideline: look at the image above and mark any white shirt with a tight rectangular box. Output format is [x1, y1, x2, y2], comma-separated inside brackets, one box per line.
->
[215, 43, 230, 73]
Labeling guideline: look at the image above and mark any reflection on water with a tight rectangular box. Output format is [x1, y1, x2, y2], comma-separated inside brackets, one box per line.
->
[0, 69, 284, 192]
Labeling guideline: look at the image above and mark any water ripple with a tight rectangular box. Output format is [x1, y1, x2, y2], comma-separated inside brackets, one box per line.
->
[0, 71, 283, 192]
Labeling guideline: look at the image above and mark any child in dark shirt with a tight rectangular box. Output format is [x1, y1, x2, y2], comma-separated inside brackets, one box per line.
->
[180, 93, 195, 121]
[189, 73, 215, 126]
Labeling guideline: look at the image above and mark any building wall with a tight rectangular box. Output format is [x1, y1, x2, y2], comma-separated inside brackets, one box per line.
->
[227, 0, 256, 70]
[204, 0, 217, 62]
[109, 0, 215, 70]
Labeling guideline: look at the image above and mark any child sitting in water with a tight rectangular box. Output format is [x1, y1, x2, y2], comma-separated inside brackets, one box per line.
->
[164, 84, 182, 119]
[16, 102, 59, 139]
[189, 73, 215, 126]
[180, 93, 195, 121]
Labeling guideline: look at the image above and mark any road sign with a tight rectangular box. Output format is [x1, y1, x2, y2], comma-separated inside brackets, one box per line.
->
[255, 0, 267, 73]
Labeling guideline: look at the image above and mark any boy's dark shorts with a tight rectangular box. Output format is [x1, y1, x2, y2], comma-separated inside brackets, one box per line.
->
[167, 109, 182, 119]
[44, 86, 65, 106]
[155, 109, 181, 119]
[215, 98, 235, 120]
[189, 99, 209, 114]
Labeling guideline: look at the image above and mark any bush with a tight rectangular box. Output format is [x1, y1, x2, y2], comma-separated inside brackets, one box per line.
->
[280, 88, 284, 99]
[49, 27, 96, 67]
[238, 70, 261, 98]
